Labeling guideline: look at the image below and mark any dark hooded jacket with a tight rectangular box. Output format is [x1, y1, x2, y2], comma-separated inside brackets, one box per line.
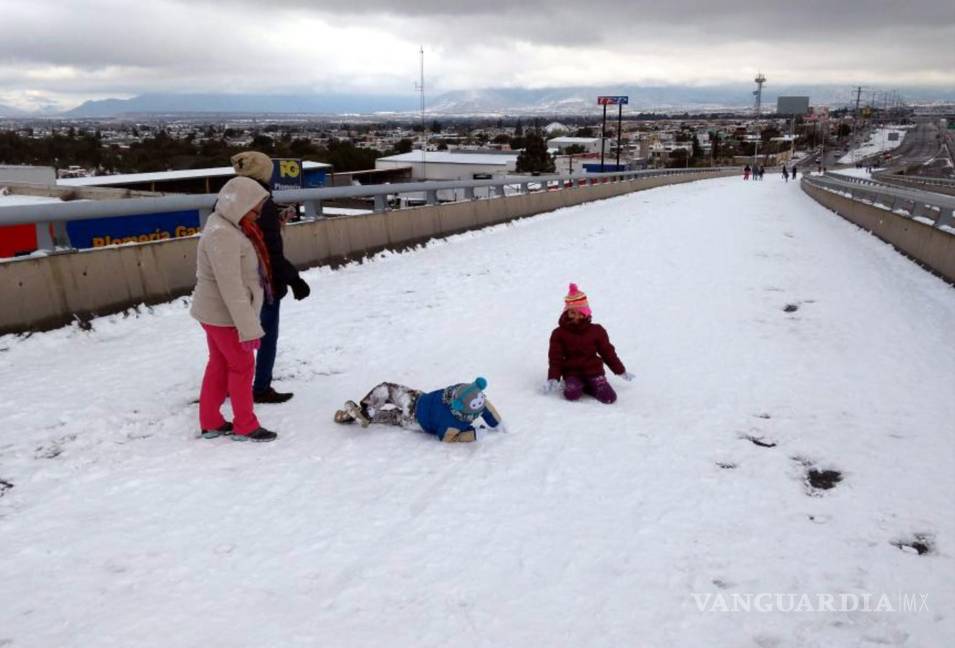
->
[254, 181, 302, 300]
[547, 312, 626, 381]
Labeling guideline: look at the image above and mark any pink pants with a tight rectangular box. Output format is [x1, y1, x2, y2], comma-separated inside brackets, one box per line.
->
[199, 323, 260, 435]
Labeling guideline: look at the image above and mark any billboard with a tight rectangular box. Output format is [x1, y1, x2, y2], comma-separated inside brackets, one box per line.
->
[271, 158, 304, 191]
[597, 96, 629, 106]
[777, 96, 810, 116]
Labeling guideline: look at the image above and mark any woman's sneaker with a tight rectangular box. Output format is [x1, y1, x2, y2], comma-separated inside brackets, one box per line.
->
[231, 427, 278, 443]
[200, 422, 233, 439]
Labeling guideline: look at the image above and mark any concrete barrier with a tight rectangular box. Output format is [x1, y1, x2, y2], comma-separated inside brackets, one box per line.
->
[1, 169, 737, 335]
[802, 180, 955, 283]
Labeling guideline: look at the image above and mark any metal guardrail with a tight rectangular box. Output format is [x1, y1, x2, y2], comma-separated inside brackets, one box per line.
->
[0, 167, 736, 252]
[806, 173, 955, 230]
[871, 171, 955, 196]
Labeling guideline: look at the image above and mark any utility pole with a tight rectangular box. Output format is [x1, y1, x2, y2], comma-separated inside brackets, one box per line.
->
[615, 103, 623, 168]
[414, 46, 427, 178]
[752, 73, 766, 170]
[852, 85, 864, 149]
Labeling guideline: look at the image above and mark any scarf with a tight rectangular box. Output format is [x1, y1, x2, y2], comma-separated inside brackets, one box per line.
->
[240, 217, 274, 304]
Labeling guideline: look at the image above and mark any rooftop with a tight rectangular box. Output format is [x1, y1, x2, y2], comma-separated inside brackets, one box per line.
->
[58, 161, 332, 187]
[377, 151, 518, 166]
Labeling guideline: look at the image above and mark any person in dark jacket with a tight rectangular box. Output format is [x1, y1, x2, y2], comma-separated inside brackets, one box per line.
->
[543, 283, 633, 404]
[333, 377, 504, 443]
[231, 151, 312, 404]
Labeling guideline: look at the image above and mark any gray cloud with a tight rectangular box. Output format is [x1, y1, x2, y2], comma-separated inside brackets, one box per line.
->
[0, 0, 951, 110]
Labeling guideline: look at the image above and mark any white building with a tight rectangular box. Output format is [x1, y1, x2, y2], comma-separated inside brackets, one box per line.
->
[546, 137, 602, 154]
[374, 151, 518, 181]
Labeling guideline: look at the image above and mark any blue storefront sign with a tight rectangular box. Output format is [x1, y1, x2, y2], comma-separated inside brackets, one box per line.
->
[66, 210, 201, 249]
[583, 163, 629, 173]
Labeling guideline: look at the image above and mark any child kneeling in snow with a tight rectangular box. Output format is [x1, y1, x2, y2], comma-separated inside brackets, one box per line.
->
[543, 283, 633, 403]
[334, 377, 503, 443]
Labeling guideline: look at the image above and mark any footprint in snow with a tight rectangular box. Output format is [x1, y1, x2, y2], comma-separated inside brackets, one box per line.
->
[740, 433, 777, 448]
[892, 533, 935, 556]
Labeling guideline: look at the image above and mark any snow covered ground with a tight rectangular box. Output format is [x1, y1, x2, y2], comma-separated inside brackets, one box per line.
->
[1, 176, 954, 647]
[839, 126, 911, 165]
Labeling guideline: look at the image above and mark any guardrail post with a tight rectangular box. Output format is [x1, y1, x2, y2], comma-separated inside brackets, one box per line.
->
[464, 187, 475, 201]
[303, 200, 322, 219]
[374, 194, 388, 213]
[521, 182, 529, 194]
[426, 190, 438, 206]
[35, 222, 55, 251]
[935, 208, 954, 229]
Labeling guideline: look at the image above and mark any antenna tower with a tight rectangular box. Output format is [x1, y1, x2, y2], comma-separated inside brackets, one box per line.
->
[753, 73, 767, 117]
[414, 46, 427, 172]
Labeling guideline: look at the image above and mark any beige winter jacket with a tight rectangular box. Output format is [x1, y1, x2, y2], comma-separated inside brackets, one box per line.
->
[190, 177, 269, 342]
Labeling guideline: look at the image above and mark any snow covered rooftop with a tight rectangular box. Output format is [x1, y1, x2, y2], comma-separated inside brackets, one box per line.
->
[377, 151, 518, 165]
[0, 194, 65, 206]
[57, 161, 331, 187]
[546, 137, 600, 144]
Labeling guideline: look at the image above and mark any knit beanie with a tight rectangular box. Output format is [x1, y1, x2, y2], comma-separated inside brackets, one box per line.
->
[231, 151, 274, 185]
[442, 377, 488, 422]
[563, 283, 592, 316]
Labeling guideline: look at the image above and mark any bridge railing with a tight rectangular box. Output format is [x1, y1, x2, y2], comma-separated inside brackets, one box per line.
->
[808, 172, 955, 230]
[0, 167, 737, 253]
[871, 171, 955, 196]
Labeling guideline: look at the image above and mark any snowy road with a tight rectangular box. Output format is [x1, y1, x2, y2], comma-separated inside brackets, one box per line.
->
[1, 176, 954, 647]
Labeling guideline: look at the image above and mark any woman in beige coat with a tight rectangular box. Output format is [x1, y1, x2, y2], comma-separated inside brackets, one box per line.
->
[190, 176, 278, 442]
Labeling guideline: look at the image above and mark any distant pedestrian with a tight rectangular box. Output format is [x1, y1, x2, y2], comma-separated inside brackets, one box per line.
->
[743, 165, 751, 180]
[791, 166, 798, 180]
[191, 177, 278, 443]
[231, 151, 313, 405]
[782, 166, 790, 182]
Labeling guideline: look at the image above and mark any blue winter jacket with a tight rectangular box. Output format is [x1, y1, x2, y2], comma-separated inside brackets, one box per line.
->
[414, 388, 501, 441]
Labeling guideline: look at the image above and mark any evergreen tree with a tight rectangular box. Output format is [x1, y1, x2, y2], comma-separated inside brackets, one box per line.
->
[516, 133, 555, 173]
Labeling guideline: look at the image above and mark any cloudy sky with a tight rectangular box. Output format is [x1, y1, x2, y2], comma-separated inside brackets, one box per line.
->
[0, 0, 952, 110]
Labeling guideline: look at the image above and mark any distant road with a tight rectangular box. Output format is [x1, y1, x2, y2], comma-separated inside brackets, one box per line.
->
[879, 120, 952, 177]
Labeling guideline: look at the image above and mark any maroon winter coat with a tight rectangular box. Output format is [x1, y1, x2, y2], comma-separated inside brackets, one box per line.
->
[548, 312, 626, 381]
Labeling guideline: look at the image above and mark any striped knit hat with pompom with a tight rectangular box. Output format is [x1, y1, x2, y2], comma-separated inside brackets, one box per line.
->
[563, 283, 592, 316]
[442, 377, 488, 422]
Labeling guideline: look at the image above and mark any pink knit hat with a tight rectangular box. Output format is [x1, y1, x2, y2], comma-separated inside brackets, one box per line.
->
[563, 283, 592, 316]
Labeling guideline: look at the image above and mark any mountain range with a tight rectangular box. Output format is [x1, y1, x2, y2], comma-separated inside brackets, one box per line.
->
[5, 85, 954, 119]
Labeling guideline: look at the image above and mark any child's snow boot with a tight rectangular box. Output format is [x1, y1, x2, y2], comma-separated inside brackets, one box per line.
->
[335, 401, 369, 427]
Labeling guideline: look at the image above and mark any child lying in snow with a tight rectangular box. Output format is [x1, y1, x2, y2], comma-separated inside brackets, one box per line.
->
[334, 377, 503, 443]
[542, 283, 633, 404]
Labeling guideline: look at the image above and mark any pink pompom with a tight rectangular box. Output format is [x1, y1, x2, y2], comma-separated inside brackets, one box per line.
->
[568, 282, 578, 293]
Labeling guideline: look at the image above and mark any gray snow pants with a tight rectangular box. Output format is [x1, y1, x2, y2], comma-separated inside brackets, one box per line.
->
[360, 382, 423, 429]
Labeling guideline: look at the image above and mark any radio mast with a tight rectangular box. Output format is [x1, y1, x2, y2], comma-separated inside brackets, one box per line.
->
[414, 46, 427, 176]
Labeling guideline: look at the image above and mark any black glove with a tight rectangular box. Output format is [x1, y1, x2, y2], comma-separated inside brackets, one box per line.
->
[290, 277, 311, 301]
